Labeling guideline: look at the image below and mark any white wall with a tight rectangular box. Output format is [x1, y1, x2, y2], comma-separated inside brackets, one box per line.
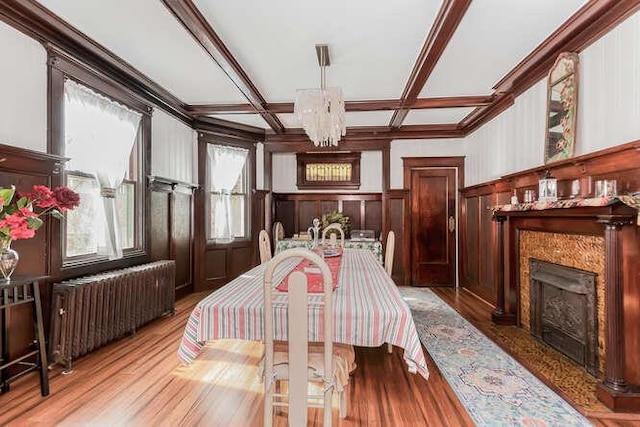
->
[386, 11, 640, 188]
[578, 11, 640, 154]
[0, 21, 47, 152]
[389, 139, 466, 189]
[272, 150, 383, 193]
[151, 109, 197, 184]
[256, 143, 264, 189]
[464, 11, 640, 187]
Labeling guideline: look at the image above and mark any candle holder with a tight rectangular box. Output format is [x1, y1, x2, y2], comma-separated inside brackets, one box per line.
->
[538, 170, 558, 203]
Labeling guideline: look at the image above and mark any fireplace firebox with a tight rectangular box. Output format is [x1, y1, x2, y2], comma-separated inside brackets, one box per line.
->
[530, 259, 598, 376]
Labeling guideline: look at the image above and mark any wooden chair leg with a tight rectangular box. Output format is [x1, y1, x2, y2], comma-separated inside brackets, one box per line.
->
[339, 386, 347, 419]
[264, 381, 274, 427]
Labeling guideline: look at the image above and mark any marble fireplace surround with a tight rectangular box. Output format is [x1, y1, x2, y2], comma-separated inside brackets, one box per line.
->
[492, 201, 639, 412]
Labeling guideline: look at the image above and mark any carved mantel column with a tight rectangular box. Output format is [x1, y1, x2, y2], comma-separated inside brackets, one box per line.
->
[596, 215, 635, 408]
[491, 214, 515, 324]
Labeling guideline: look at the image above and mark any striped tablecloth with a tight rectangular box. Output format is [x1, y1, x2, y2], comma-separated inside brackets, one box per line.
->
[177, 249, 428, 380]
[275, 239, 383, 263]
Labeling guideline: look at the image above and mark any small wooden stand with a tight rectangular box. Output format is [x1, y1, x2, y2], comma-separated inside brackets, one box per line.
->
[0, 276, 49, 396]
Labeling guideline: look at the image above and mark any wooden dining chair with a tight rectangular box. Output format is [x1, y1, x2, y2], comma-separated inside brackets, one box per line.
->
[321, 223, 345, 246]
[272, 221, 284, 251]
[259, 229, 272, 264]
[262, 248, 354, 426]
[385, 230, 396, 353]
[384, 230, 395, 276]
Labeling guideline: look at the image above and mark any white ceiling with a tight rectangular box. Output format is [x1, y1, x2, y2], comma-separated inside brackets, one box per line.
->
[36, 0, 589, 130]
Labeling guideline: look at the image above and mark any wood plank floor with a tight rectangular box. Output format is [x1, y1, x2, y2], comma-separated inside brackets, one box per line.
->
[1, 287, 639, 426]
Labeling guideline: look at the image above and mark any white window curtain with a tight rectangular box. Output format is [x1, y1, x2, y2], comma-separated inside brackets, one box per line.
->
[208, 144, 248, 243]
[64, 79, 142, 259]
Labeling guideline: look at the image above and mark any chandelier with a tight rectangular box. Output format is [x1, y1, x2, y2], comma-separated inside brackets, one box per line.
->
[294, 44, 346, 147]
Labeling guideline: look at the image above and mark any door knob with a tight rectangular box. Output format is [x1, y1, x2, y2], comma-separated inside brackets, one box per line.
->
[448, 216, 455, 232]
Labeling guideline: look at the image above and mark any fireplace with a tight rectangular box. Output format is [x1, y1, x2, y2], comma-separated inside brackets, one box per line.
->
[492, 198, 639, 411]
[529, 259, 598, 376]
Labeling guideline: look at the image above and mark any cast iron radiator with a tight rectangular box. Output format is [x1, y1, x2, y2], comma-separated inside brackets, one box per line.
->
[49, 260, 175, 372]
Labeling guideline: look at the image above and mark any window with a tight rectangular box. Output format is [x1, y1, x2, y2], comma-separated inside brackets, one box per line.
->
[207, 144, 250, 242]
[62, 79, 144, 261]
[296, 152, 361, 189]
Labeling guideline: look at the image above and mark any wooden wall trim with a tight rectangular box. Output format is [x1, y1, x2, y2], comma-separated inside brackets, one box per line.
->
[187, 95, 494, 115]
[0, 0, 190, 125]
[161, 0, 284, 133]
[461, 139, 640, 197]
[389, 0, 472, 127]
[273, 193, 382, 201]
[462, 0, 640, 135]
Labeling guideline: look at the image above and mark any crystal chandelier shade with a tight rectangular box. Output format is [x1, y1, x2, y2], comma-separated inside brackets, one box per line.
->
[294, 45, 346, 147]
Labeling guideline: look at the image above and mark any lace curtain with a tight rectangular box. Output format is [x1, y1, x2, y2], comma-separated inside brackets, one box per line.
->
[64, 79, 142, 259]
[207, 144, 248, 243]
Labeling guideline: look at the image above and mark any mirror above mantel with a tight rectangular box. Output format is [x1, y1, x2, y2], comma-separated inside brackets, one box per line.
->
[545, 52, 579, 164]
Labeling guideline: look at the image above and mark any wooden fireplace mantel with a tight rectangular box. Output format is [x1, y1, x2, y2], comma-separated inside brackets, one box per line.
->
[492, 199, 640, 412]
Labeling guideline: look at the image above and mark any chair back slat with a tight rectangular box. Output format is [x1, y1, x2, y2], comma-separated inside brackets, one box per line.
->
[259, 230, 272, 264]
[263, 247, 334, 426]
[385, 231, 396, 276]
[321, 222, 345, 246]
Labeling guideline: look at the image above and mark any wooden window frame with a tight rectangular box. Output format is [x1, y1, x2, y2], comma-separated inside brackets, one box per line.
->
[296, 152, 361, 190]
[199, 134, 256, 246]
[48, 50, 151, 277]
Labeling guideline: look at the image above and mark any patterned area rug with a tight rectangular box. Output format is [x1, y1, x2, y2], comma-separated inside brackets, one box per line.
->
[400, 287, 592, 426]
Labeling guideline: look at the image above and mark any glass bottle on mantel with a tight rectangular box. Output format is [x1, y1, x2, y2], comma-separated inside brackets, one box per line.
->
[511, 189, 519, 205]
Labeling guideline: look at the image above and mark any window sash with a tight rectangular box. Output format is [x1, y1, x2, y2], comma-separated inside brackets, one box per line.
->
[65, 173, 137, 259]
[207, 144, 250, 242]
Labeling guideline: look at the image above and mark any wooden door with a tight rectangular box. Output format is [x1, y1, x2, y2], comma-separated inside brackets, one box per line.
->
[407, 165, 459, 286]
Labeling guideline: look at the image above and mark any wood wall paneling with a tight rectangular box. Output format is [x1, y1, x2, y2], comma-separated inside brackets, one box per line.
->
[205, 248, 227, 284]
[365, 200, 382, 232]
[460, 139, 640, 307]
[298, 201, 317, 233]
[0, 145, 64, 375]
[320, 201, 339, 218]
[149, 178, 195, 299]
[459, 140, 640, 411]
[275, 200, 295, 237]
[387, 190, 409, 284]
[252, 189, 269, 264]
[341, 200, 362, 231]
[273, 193, 384, 240]
[478, 194, 497, 305]
[462, 196, 479, 288]
[173, 188, 194, 297]
[150, 189, 171, 261]
[229, 246, 254, 279]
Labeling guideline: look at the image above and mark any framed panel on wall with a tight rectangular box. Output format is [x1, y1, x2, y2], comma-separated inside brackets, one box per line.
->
[296, 152, 361, 190]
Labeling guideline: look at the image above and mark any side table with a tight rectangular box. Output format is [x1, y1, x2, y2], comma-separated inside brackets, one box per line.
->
[0, 276, 49, 396]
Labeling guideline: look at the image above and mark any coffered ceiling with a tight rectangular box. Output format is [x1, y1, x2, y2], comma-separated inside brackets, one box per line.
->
[3, 0, 637, 148]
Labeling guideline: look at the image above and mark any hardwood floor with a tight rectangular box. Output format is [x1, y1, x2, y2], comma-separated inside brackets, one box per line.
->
[1, 287, 639, 426]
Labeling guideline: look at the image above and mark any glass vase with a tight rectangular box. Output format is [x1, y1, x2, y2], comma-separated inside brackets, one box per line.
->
[0, 242, 19, 281]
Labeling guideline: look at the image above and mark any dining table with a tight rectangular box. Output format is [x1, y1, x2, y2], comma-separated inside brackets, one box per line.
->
[177, 248, 429, 380]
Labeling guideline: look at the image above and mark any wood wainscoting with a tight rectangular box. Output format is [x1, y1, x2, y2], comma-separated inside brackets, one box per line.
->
[272, 191, 411, 284]
[460, 139, 640, 412]
[0, 144, 65, 374]
[149, 176, 195, 299]
[273, 193, 383, 238]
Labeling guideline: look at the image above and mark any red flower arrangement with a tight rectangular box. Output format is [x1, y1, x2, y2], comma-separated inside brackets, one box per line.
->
[0, 184, 80, 247]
